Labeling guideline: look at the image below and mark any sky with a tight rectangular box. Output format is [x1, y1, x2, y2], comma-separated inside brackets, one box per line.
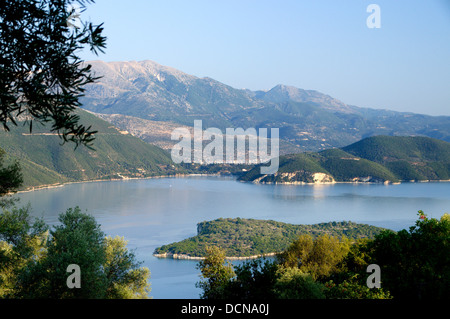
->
[79, 0, 450, 116]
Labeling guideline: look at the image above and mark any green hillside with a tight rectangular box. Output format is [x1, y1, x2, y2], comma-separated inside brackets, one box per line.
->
[342, 136, 450, 181]
[319, 148, 399, 182]
[239, 136, 450, 183]
[153, 218, 388, 258]
[0, 110, 185, 190]
[342, 135, 450, 163]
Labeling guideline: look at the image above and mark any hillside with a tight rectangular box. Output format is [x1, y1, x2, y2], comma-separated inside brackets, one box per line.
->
[153, 218, 388, 258]
[80, 60, 450, 153]
[0, 109, 185, 190]
[238, 136, 450, 184]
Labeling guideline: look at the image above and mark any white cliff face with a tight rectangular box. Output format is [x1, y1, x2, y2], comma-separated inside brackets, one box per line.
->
[253, 171, 335, 184]
[312, 172, 335, 183]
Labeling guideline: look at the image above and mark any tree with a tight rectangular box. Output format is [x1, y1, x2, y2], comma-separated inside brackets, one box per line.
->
[0, 0, 106, 148]
[196, 246, 235, 299]
[323, 276, 392, 299]
[277, 234, 313, 269]
[225, 258, 280, 299]
[277, 234, 351, 280]
[0, 148, 23, 206]
[2, 207, 151, 299]
[0, 205, 48, 298]
[365, 211, 450, 299]
[104, 236, 151, 299]
[274, 267, 325, 299]
[16, 207, 108, 298]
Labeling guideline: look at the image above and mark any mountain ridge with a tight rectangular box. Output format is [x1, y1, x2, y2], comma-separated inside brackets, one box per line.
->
[80, 60, 450, 153]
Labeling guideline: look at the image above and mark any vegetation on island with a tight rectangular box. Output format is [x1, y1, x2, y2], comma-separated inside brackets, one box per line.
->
[154, 218, 388, 258]
[197, 211, 450, 300]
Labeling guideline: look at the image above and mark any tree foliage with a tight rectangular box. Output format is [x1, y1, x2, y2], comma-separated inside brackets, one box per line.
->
[0, 205, 48, 297]
[277, 234, 351, 280]
[0, 206, 150, 299]
[224, 258, 279, 299]
[17, 207, 108, 298]
[274, 267, 325, 299]
[196, 246, 235, 299]
[104, 236, 151, 299]
[364, 211, 450, 299]
[0, 148, 23, 204]
[324, 276, 392, 299]
[0, 0, 106, 147]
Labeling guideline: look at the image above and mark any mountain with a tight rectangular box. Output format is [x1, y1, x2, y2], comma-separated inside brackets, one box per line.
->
[81, 60, 256, 129]
[0, 109, 185, 190]
[238, 136, 450, 184]
[80, 60, 450, 153]
[254, 84, 355, 113]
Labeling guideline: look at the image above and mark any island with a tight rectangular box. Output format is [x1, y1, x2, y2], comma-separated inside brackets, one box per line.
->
[153, 218, 388, 259]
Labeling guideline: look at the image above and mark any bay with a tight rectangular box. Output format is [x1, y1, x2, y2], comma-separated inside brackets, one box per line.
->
[14, 176, 450, 299]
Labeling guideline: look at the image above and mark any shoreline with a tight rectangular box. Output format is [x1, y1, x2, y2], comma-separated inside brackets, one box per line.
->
[11, 174, 450, 195]
[242, 179, 450, 186]
[153, 252, 278, 261]
[13, 173, 224, 195]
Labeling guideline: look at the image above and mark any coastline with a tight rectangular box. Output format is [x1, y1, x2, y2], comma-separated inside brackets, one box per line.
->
[153, 252, 278, 261]
[13, 173, 223, 195]
[7, 169, 450, 195]
[11, 173, 450, 195]
[242, 179, 450, 186]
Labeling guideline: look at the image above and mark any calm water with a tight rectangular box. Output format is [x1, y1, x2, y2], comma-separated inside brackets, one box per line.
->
[14, 176, 450, 299]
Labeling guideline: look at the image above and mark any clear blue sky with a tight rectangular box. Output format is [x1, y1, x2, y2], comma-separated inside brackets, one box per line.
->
[80, 0, 450, 116]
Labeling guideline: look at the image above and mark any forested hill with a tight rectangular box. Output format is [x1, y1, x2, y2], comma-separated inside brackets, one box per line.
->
[342, 135, 450, 163]
[238, 136, 450, 184]
[153, 218, 388, 258]
[0, 109, 186, 190]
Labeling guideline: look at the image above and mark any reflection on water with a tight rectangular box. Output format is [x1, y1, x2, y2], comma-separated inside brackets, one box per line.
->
[14, 177, 450, 298]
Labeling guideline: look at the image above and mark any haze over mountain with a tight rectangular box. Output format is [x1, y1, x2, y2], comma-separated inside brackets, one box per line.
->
[80, 60, 450, 153]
